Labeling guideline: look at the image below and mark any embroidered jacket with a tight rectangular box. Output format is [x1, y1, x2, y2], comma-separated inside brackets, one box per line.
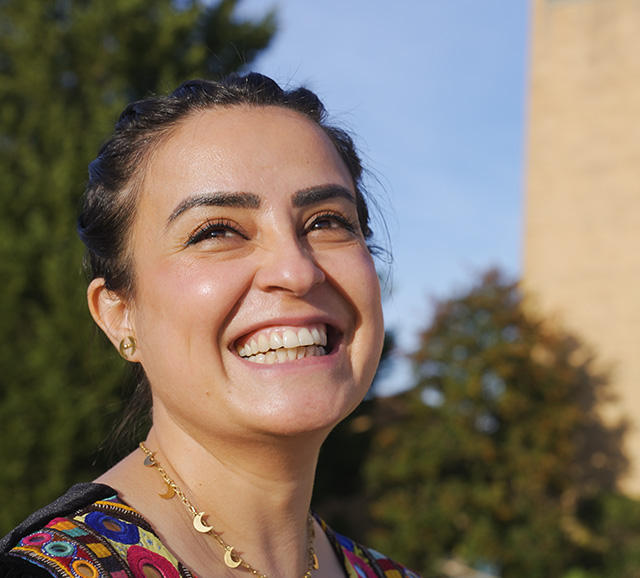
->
[0, 484, 421, 578]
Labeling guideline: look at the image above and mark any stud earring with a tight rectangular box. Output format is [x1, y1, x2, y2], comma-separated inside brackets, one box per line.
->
[119, 336, 137, 359]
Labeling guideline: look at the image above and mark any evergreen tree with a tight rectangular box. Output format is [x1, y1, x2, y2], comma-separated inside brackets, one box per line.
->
[363, 270, 628, 578]
[0, 0, 275, 533]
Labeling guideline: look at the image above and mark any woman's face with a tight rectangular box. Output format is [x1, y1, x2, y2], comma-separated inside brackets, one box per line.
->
[124, 106, 384, 441]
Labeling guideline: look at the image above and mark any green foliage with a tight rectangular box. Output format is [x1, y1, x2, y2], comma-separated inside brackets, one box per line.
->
[0, 0, 275, 533]
[577, 492, 640, 578]
[363, 269, 630, 577]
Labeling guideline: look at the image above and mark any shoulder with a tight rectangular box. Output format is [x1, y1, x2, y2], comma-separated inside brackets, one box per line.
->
[1, 485, 194, 578]
[0, 484, 116, 556]
[318, 517, 423, 578]
[0, 484, 124, 578]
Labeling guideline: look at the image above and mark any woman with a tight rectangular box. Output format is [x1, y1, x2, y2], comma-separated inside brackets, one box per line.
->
[0, 74, 420, 578]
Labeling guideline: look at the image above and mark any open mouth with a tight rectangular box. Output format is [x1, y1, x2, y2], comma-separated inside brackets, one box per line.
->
[235, 324, 333, 364]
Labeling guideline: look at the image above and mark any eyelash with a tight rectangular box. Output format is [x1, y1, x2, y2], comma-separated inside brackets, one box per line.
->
[185, 219, 245, 246]
[185, 210, 359, 247]
[305, 210, 358, 234]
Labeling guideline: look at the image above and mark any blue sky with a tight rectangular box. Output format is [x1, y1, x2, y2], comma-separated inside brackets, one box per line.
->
[235, 0, 529, 393]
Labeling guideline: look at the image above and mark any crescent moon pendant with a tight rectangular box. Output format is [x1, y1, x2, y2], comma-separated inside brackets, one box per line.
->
[224, 547, 242, 569]
[158, 483, 175, 499]
[193, 512, 213, 534]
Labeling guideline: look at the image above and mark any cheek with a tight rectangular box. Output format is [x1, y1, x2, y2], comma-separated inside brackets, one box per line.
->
[132, 259, 250, 353]
[352, 252, 385, 363]
[341, 248, 381, 309]
[321, 247, 384, 340]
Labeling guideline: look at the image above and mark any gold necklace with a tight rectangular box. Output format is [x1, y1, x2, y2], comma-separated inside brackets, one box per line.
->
[139, 443, 319, 578]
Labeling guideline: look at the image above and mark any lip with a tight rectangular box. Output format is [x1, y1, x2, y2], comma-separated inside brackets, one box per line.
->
[228, 314, 345, 359]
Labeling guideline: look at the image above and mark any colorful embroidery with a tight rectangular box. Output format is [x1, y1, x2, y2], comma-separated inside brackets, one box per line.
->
[7, 496, 191, 578]
[319, 517, 421, 578]
[7, 494, 419, 578]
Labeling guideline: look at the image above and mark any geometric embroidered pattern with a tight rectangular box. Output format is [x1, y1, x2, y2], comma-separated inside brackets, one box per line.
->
[7, 494, 421, 578]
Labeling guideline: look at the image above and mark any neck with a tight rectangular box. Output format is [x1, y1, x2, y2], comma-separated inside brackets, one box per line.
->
[149, 424, 321, 513]
[97, 395, 337, 578]
[145, 439, 320, 577]
[129, 414, 327, 578]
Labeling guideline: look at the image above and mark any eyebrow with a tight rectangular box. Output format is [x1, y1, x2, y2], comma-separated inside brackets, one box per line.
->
[167, 192, 261, 225]
[292, 185, 356, 208]
[166, 185, 355, 226]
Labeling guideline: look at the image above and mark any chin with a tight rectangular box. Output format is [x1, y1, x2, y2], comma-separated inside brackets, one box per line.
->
[242, 383, 366, 440]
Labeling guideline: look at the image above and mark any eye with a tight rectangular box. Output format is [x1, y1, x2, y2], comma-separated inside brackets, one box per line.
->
[305, 211, 359, 235]
[185, 219, 247, 246]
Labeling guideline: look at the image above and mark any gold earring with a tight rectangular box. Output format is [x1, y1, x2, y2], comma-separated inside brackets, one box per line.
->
[119, 336, 137, 359]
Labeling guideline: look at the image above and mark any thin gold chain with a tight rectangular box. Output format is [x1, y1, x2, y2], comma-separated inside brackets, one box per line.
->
[139, 442, 318, 578]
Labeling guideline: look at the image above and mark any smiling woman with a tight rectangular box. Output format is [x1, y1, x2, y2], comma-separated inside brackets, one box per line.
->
[0, 74, 421, 578]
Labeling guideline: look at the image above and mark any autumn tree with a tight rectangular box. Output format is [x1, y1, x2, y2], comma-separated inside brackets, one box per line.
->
[0, 0, 275, 533]
[363, 270, 629, 578]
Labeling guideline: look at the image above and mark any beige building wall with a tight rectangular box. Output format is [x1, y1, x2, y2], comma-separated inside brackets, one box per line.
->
[524, 0, 640, 494]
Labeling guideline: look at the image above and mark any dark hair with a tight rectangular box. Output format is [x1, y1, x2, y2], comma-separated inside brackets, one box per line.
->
[77, 72, 373, 298]
[77, 73, 379, 453]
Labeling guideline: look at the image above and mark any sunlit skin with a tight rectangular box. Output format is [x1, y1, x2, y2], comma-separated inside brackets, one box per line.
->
[129, 106, 384, 443]
[89, 106, 384, 578]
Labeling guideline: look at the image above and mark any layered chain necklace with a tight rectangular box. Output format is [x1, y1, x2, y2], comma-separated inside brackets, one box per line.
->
[139, 443, 319, 578]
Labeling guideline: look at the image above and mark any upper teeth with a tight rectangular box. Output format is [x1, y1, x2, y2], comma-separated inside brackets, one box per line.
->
[237, 326, 327, 358]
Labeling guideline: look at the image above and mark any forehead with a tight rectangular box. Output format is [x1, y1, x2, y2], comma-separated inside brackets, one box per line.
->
[142, 105, 352, 200]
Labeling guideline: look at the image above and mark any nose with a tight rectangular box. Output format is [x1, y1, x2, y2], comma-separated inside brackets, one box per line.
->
[254, 237, 326, 296]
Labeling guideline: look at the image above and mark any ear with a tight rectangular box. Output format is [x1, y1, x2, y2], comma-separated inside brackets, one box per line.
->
[87, 278, 139, 362]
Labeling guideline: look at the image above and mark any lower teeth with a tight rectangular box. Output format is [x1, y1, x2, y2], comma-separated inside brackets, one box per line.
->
[244, 345, 325, 364]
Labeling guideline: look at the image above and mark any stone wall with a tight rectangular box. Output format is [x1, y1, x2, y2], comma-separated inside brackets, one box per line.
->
[524, 0, 640, 494]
